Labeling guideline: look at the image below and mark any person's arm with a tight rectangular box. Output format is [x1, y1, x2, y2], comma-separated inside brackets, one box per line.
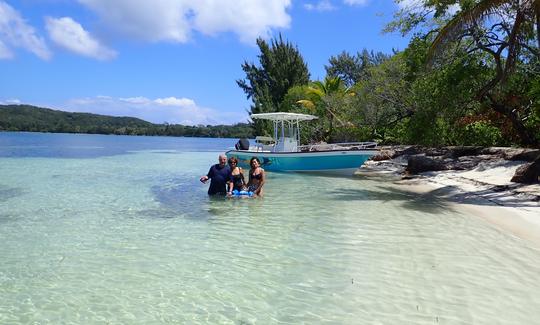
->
[247, 170, 252, 187]
[200, 166, 212, 183]
[225, 168, 233, 195]
[255, 169, 265, 195]
[227, 180, 234, 195]
[239, 168, 246, 185]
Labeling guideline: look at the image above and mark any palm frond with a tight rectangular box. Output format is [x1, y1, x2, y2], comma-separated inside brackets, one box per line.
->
[428, 0, 509, 61]
[296, 99, 316, 110]
[305, 87, 325, 98]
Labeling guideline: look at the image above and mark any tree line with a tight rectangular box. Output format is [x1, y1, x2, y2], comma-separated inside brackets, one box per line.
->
[0, 104, 254, 138]
[237, 0, 540, 147]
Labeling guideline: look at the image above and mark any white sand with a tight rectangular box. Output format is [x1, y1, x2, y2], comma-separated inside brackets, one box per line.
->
[363, 159, 540, 246]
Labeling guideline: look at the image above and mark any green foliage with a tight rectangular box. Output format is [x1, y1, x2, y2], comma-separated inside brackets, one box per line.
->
[0, 105, 254, 138]
[351, 53, 412, 143]
[452, 121, 507, 146]
[525, 71, 540, 143]
[402, 0, 540, 145]
[325, 49, 389, 87]
[280, 85, 309, 112]
[296, 76, 355, 142]
[237, 34, 310, 135]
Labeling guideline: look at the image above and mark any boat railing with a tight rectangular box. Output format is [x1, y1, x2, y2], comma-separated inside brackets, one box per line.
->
[297, 141, 378, 152]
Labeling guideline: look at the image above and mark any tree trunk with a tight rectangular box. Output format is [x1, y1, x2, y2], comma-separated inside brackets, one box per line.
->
[489, 97, 538, 147]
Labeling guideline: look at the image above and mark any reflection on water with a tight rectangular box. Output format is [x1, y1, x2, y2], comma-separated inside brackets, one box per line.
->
[1, 133, 540, 324]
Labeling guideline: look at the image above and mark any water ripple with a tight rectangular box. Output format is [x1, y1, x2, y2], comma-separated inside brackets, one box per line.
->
[2, 148, 540, 324]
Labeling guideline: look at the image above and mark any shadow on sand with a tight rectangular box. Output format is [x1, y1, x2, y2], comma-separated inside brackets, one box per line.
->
[329, 185, 454, 214]
[143, 177, 238, 219]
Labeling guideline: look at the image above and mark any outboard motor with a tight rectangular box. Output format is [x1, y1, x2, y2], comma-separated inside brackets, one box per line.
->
[235, 138, 250, 150]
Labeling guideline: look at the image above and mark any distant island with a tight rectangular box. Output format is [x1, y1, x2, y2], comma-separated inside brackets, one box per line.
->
[0, 104, 254, 138]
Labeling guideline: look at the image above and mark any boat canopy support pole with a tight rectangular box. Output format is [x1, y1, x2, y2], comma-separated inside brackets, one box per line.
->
[273, 120, 278, 152]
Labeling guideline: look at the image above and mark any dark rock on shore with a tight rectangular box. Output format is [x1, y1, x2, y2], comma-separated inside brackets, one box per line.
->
[511, 155, 540, 184]
[406, 155, 448, 174]
[368, 145, 540, 184]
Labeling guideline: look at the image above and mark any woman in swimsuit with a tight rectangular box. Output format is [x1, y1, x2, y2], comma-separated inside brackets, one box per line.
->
[247, 157, 265, 197]
[228, 157, 246, 192]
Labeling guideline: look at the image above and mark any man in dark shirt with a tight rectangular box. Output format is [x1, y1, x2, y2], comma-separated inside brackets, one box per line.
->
[200, 154, 233, 195]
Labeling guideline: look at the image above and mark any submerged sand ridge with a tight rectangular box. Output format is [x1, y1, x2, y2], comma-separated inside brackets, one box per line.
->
[357, 146, 540, 246]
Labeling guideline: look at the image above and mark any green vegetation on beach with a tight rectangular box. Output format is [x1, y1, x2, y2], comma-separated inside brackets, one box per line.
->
[238, 1, 540, 147]
[0, 104, 253, 138]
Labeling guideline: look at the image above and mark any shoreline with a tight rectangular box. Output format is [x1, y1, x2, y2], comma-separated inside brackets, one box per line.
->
[357, 154, 540, 247]
[391, 178, 540, 247]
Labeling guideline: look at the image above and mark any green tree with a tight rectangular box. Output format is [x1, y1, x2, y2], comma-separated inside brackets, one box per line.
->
[297, 76, 355, 142]
[237, 34, 310, 135]
[325, 49, 389, 87]
[352, 53, 414, 142]
[429, 0, 540, 145]
[387, 0, 540, 146]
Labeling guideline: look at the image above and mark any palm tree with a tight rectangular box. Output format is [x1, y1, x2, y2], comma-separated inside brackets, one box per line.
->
[297, 76, 355, 142]
[429, 0, 540, 145]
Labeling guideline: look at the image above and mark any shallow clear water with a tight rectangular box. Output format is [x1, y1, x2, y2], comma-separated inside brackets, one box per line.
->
[1, 132, 540, 324]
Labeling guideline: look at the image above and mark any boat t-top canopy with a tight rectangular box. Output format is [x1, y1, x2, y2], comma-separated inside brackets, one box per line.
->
[251, 112, 318, 122]
[250, 113, 317, 152]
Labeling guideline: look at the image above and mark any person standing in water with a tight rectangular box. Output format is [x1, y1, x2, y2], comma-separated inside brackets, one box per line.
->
[200, 154, 233, 195]
[247, 157, 265, 197]
[228, 157, 246, 192]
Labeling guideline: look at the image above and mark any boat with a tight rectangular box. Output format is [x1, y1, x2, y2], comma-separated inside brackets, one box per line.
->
[226, 112, 378, 175]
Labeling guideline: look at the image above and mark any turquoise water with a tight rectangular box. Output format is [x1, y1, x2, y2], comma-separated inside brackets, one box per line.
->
[1, 132, 540, 324]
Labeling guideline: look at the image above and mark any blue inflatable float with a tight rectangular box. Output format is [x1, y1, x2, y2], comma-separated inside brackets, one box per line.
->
[231, 189, 254, 197]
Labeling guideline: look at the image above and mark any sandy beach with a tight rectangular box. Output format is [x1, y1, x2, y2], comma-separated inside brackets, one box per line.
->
[359, 159, 540, 246]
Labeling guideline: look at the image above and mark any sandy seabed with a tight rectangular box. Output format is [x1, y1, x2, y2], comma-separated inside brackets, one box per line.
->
[359, 159, 540, 246]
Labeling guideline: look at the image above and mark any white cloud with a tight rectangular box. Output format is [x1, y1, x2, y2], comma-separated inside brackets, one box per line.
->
[77, 0, 291, 44]
[65, 95, 247, 125]
[45, 16, 117, 60]
[0, 98, 21, 104]
[154, 97, 196, 107]
[304, 1, 336, 11]
[0, 39, 13, 58]
[0, 1, 52, 60]
[191, 0, 291, 42]
[344, 0, 369, 6]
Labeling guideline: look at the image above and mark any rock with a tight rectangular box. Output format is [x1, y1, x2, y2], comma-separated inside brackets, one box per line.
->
[406, 155, 447, 174]
[504, 149, 540, 162]
[356, 159, 405, 178]
[392, 146, 422, 158]
[444, 146, 483, 158]
[371, 150, 395, 161]
[424, 147, 447, 157]
[511, 156, 540, 183]
[449, 156, 480, 170]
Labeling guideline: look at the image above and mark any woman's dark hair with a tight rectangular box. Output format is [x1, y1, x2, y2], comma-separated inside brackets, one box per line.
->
[228, 157, 238, 165]
[250, 157, 260, 166]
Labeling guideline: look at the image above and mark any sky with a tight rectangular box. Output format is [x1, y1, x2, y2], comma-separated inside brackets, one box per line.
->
[0, 0, 414, 125]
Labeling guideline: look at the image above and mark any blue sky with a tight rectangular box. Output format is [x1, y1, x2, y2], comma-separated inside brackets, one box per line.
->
[0, 0, 413, 125]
